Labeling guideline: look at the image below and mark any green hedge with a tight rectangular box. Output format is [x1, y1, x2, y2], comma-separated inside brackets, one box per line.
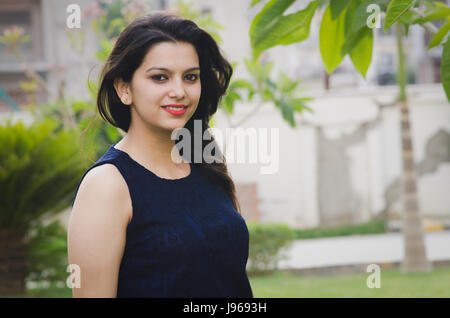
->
[27, 220, 69, 287]
[293, 219, 387, 240]
[246, 219, 387, 276]
[247, 222, 296, 276]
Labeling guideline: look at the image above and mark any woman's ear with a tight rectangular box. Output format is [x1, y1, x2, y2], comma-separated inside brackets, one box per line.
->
[113, 78, 132, 105]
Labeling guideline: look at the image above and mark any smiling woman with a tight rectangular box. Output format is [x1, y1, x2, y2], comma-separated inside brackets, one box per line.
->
[67, 12, 253, 298]
[113, 40, 201, 131]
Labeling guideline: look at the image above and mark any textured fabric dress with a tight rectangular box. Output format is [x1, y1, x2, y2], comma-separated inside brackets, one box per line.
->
[71, 143, 253, 298]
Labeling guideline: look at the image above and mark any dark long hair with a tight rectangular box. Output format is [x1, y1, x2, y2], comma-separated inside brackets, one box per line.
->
[96, 12, 241, 214]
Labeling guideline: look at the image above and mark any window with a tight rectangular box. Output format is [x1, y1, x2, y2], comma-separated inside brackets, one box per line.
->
[0, 0, 43, 66]
[0, 0, 44, 112]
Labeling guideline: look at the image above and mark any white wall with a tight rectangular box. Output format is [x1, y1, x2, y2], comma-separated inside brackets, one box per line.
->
[214, 84, 450, 229]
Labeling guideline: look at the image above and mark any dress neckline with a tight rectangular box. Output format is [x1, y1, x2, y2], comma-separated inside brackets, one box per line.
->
[110, 143, 193, 182]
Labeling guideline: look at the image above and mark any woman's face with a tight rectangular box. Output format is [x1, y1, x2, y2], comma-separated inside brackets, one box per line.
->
[117, 41, 201, 133]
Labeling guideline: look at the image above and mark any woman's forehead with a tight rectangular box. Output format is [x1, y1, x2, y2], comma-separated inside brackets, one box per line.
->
[140, 41, 199, 71]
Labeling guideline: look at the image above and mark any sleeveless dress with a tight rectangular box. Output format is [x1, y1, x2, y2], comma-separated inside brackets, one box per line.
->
[71, 143, 253, 298]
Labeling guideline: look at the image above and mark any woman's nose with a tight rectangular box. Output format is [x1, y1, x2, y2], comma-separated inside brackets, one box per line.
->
[168, 79, 186, 99]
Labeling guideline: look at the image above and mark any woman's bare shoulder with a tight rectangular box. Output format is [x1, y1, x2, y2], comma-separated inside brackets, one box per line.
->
[68, 163, 132, 297]
[72, 163, 132, 225]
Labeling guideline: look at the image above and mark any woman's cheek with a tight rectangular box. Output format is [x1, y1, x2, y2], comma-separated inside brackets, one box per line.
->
[192, 84, 202, 102]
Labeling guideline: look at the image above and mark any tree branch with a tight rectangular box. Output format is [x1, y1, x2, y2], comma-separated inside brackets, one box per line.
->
[411, 7, 438, 35]
[231, 101, 265, 128]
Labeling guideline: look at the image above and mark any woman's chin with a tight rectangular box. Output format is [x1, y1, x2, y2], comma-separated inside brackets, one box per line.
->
[163, 121, 189, 132]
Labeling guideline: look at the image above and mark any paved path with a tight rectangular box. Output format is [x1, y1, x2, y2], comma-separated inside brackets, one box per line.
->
[277, 231, 450, 269]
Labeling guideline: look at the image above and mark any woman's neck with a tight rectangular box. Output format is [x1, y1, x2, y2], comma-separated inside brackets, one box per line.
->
[115, 121, 187, 174]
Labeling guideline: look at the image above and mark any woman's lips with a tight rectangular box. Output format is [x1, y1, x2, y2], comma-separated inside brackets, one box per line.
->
[161, 104, 188, 116]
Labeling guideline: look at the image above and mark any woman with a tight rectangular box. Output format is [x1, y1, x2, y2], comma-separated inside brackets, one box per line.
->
[67, 12, 253, 298]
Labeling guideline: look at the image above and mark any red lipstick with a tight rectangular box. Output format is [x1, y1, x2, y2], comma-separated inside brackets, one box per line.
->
[161, 104, 188, 116]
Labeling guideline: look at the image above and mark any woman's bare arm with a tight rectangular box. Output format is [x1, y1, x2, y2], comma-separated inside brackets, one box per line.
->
[67, 164, 132, 298]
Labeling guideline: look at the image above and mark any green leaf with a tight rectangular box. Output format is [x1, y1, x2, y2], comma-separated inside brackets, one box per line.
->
[265, 78, 277, 90]
[341, 0, 374, 78]
[278, 71, 300, 93]
[279, 99, 296, 127]
[330, 0, 351, 19]
[250, 0, 296, 50]
[428, 21, 450, 49]
[290, 97, 313, 113]
[222, 97, 234, 114]
[251, 0, 264, 6]
[352, 0, 389, 32]
[342, 27, 365, 56]
[96, 38, 114, 62]
[276, 6, 316, 46]
[318, 0, 329, 9]
[349, 28, 373, 78]
[441, 38, 450, 101]
[263, 89, 275, 101]
[244, 57, 274, 86]
[320, 4, 347, 74]
[384, 0, 414, 31]
[398, 10, 421, 24]
[416, 3, 450, 24]
[342, 0, 363, 55]
[231, 79, 254, 91]
[230, 79, 255, 101]
[250, 0, 317, 59]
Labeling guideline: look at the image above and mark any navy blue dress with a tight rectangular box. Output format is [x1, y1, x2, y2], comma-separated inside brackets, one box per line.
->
[71, 143, 253, 298]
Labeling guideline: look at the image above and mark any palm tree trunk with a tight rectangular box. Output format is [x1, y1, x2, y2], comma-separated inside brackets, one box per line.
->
[395, 23, 432, 273]
[0, 230, 29, 296]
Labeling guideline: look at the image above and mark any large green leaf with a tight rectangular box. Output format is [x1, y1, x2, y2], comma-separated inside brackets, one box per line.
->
[276, 6, 316, 46]
[352, 0, 389, 32]
[384, 0, 414, 31]
[428, 21, 450, 49]
[330, 0, 351, 19]
[349, 28, 373, 78]
[250, 0, 317, 59]
[342, 0, 363, 53]
[250, 0, 297, 52]
[320, 4, 347, 74]
[341, 0, 374, 78]
[441, 38, 450, 102]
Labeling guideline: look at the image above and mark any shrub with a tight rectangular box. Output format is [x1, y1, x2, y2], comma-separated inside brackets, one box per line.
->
[0, 117, 87, 295]
[247, 222, 296, 276]
[27, 219, 68, 287]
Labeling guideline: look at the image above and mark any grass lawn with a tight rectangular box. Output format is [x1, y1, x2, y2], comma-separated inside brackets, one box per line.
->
[248, 266, 450, 297]
[2, 266, 449, 298]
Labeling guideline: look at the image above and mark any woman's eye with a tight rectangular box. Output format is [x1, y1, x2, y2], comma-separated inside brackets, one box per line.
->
[151, 74, 167, 81]
[185, 74, 199, 81]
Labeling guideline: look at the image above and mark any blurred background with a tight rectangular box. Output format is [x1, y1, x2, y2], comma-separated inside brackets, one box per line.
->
[0, 0, 449, 297]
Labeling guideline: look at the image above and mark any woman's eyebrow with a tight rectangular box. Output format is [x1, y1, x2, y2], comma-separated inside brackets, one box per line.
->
[145, 66, 200, 73]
